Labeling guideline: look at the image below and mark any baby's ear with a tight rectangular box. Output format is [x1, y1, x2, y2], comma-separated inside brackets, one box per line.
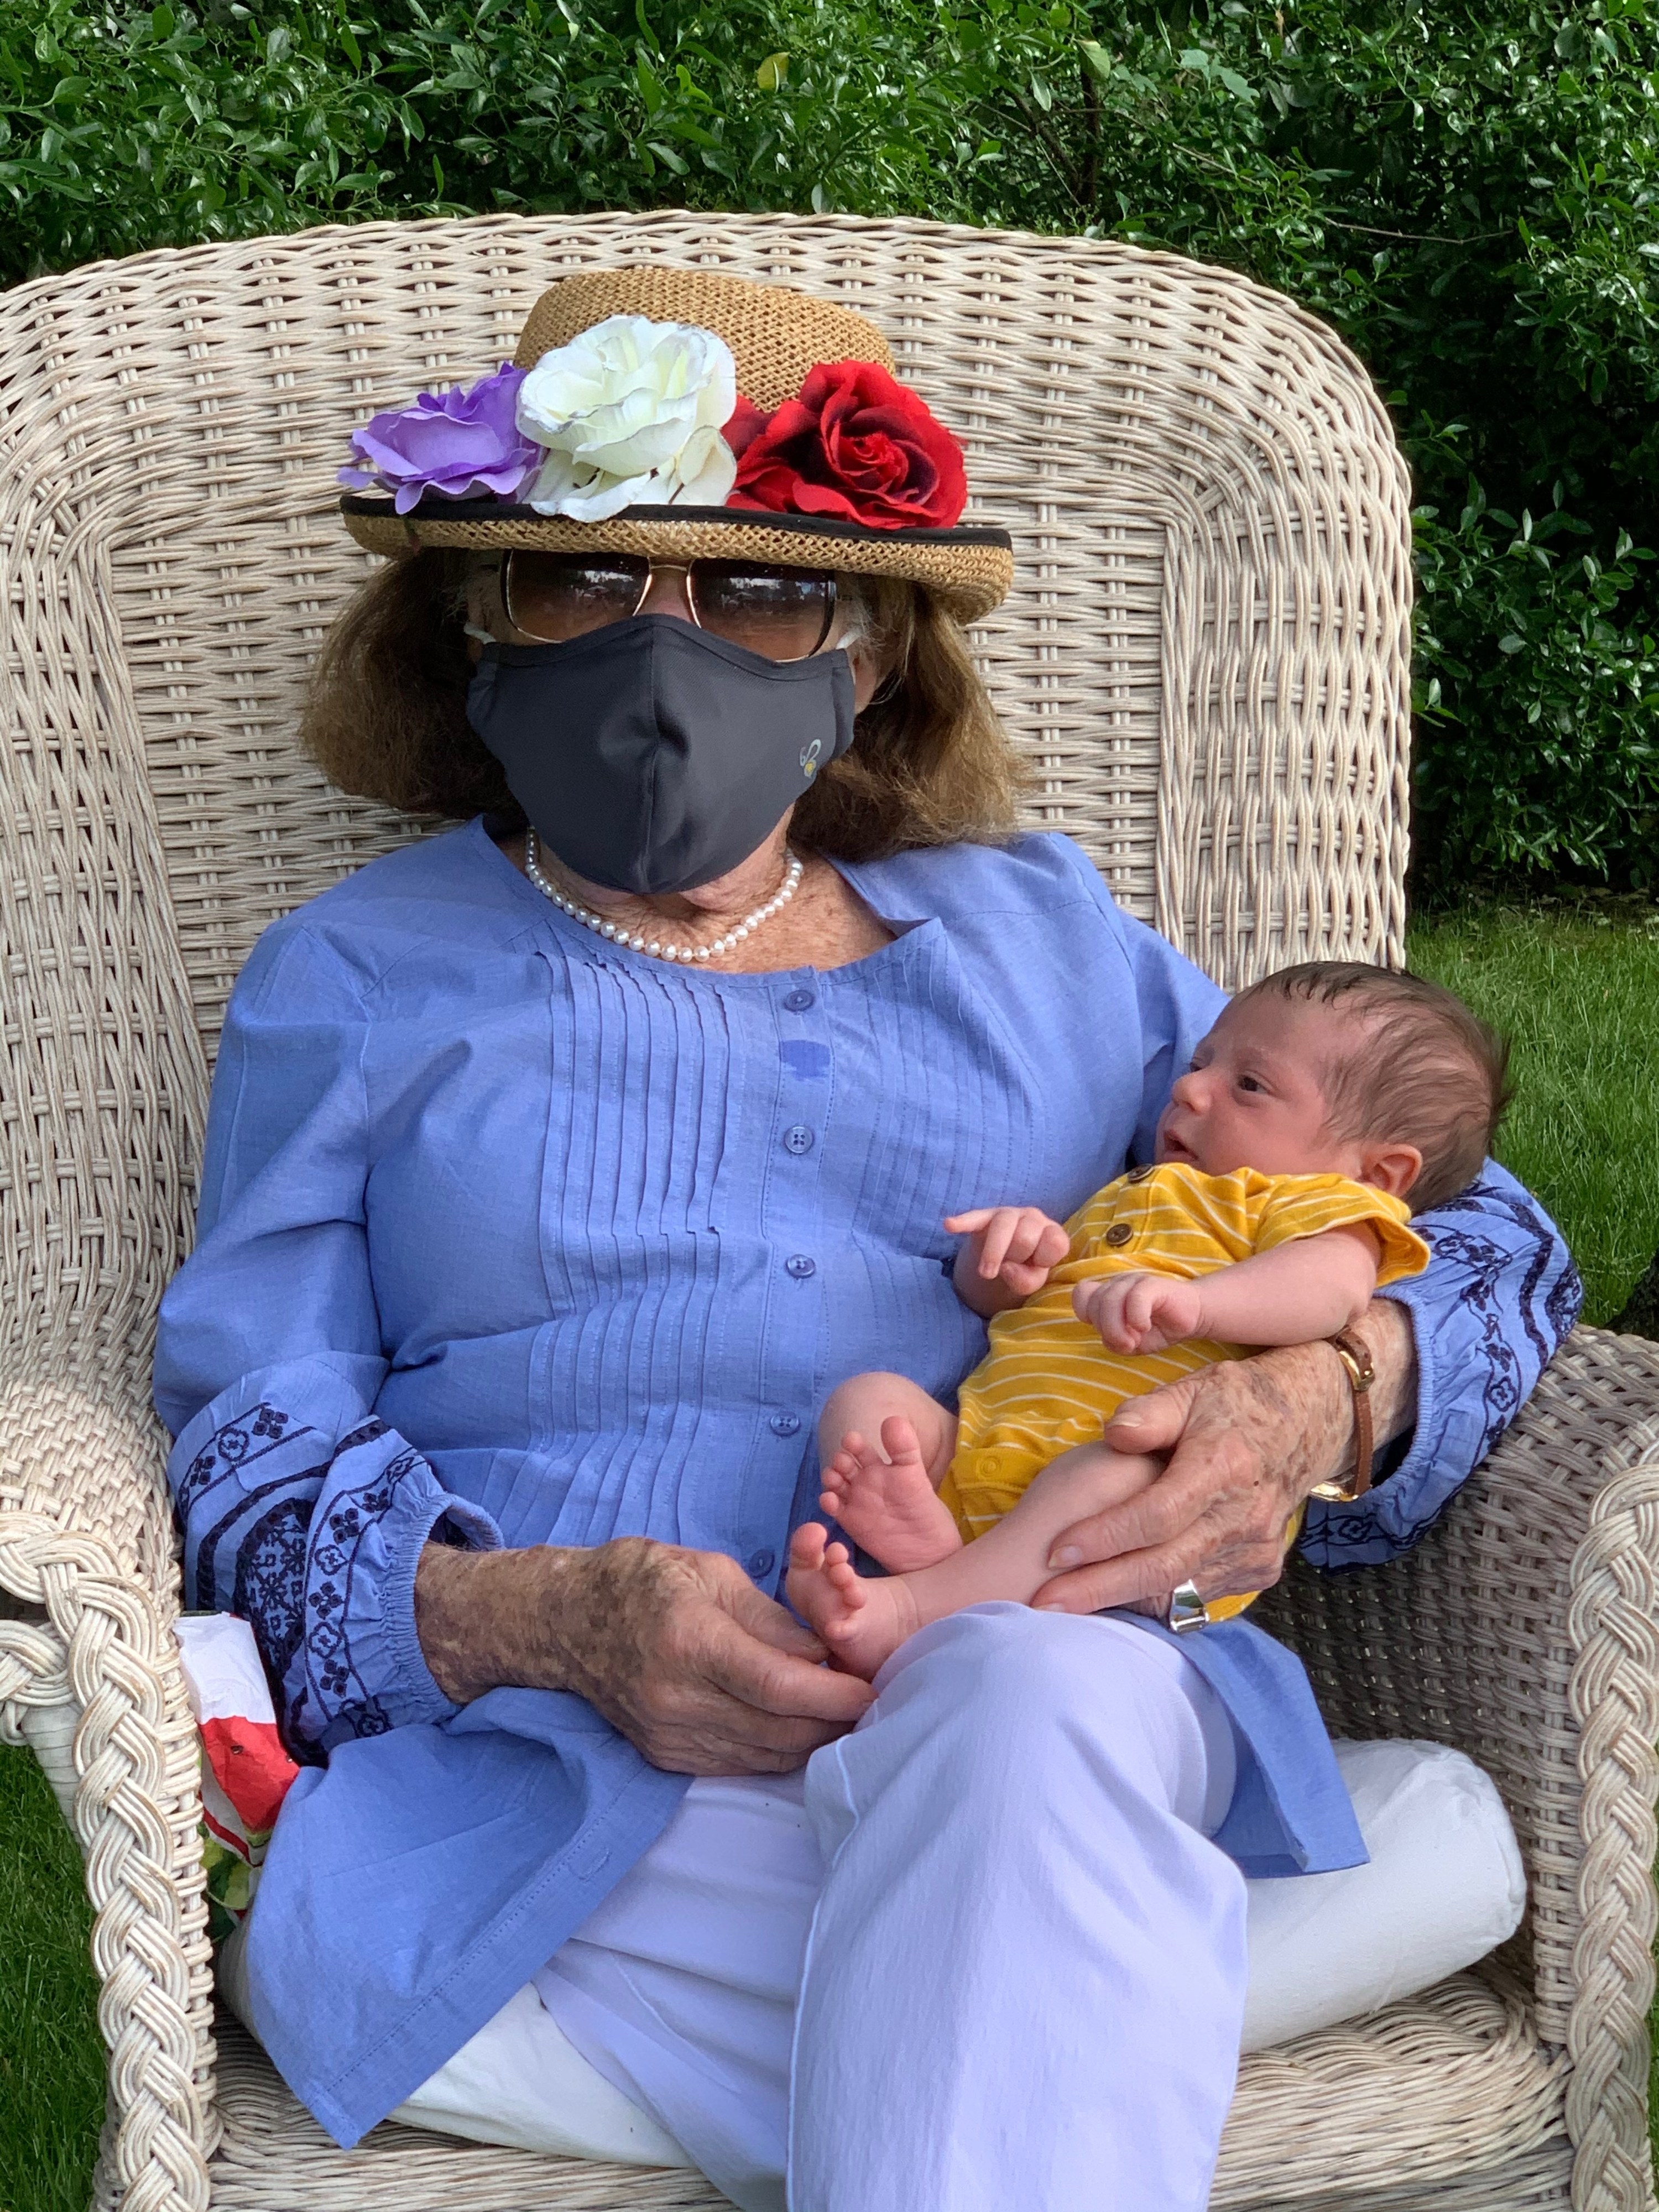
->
[1360, 1141, 1423, 1199]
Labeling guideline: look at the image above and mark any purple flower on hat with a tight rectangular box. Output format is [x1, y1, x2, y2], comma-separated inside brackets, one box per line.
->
[338, 364, 541, 514]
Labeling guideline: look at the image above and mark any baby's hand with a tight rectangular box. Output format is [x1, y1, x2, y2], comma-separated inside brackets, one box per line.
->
[945, 1206, 1071, 1306]
[1073, 1271, 1204, 1354]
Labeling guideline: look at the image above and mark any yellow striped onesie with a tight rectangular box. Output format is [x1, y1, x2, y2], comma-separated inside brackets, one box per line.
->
[936, 1164, 1430, 1620]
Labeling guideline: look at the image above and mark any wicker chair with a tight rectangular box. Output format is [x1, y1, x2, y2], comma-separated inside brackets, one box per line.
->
[0, 208, 1656, 2212]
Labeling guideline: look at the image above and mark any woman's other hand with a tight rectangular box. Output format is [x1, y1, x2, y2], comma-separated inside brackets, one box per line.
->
[415, 1537, 873, 1774]
[1030, 1300, 1417, 1614]
[946, 1205, 1072, 1317]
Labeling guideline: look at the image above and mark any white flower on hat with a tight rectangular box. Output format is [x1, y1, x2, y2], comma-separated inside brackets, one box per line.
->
[515, 315, 739, 521]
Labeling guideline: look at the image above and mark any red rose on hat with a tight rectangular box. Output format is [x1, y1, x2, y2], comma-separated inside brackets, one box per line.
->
[726, 360, 968, 530]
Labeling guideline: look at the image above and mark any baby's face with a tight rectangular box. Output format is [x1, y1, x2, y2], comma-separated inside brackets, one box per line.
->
[1156, 995, 1357, 1180]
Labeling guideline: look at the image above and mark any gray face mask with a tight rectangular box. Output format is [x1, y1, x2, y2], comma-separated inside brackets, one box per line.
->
[466, 615, 857, 896]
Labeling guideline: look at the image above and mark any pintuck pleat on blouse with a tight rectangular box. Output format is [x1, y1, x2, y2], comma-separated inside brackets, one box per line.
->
[153, 817, 1579, 2148]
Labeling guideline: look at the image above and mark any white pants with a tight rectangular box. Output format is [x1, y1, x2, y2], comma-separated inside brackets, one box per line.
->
[504, 1606, 1246, 2212]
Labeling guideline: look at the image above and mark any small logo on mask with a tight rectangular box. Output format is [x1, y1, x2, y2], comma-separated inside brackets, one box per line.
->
[799, 738, 823, 781]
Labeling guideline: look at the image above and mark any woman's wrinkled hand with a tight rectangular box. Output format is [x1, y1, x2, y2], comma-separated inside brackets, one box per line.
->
[1030, 1302, 1416, 1615]
[415, 1535, 873, 1776]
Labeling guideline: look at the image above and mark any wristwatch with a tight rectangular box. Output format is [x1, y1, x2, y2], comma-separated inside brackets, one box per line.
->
[1308, 1327, 1376, 1503]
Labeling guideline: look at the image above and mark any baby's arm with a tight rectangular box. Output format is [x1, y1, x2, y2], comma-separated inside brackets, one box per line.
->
[946, 1205, 1072, 1318]
[1075, 1224, 1382, 1354]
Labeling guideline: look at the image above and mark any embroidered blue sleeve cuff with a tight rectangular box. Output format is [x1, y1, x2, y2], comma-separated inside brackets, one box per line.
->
[168, 1358, 503, 1754]
[1300, 1164, 1581, 1571]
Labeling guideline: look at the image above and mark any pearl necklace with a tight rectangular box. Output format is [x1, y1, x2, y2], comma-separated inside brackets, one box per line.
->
[524, 830, 805, 964]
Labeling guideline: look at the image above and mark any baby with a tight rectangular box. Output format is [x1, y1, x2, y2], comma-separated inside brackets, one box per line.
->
[787, 961, 1510, 1679]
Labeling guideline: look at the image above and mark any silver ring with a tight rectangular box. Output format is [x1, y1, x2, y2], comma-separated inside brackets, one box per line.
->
[1165, 1580, 1209, 1634]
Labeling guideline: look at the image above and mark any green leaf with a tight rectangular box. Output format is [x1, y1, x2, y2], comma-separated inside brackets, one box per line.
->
[635, 54, 664, 112]
[755, 51, 789, 90]
[1079, 40, 1113, 87]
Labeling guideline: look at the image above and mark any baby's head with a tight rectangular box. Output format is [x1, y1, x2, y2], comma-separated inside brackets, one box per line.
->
[1156, 962, 1510, 1213]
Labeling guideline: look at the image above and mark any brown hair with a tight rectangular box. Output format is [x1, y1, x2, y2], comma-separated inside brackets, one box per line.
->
[1233, 961, 1512, 1213]
[299, 549, 1024, 857]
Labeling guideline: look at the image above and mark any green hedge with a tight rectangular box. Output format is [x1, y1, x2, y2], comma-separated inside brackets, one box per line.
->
[3, 0, 1656, 896]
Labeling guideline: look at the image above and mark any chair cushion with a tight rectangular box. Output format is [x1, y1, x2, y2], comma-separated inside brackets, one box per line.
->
[1242, 1738, 1528, 2051]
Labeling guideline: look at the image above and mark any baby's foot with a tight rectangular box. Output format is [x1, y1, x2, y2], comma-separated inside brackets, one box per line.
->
[820, 1418, 963, 1573]
[787, 1524, 922, 1683]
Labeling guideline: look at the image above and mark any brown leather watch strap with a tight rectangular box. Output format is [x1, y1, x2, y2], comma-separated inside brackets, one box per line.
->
[1309, 1328, 1376, 1503]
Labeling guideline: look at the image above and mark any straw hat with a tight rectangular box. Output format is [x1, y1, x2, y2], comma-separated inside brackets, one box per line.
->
[337, 265, 1013, 624]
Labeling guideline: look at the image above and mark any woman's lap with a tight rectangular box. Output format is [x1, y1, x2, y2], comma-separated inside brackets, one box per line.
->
[524, 1605, 1246, 2212]
[368, 1602, 1525, 2206]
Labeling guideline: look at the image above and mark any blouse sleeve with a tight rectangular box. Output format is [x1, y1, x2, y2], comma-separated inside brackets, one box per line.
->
[1299, 1162, 1583, 1569]
[153, 923, 502, 1757]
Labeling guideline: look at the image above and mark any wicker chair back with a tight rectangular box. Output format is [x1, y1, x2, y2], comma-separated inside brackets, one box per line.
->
[16, 216, 1646, 2212]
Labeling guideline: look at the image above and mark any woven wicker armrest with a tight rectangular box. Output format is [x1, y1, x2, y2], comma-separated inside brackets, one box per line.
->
[0, 1369, 218, 2211]
[1258, 1324, 1659, 2212]
[0, 1369, 182, 1596]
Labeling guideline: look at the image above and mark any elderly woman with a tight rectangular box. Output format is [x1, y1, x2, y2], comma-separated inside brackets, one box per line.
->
[154, 268, 1577, 2212]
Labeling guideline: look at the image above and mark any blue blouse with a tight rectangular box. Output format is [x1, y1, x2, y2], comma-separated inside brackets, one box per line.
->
[153, 819, 1579, 2147]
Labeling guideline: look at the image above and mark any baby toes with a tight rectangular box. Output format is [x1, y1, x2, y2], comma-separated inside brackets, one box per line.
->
[822, 1550, 865, 1606]
[790, 1522, 828, 1573]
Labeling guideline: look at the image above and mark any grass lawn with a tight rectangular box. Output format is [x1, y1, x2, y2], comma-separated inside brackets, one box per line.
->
[1408, 896, 1659, 1327]
[1, 899, 1657, 2210]
[0, 1750, 104, 2212]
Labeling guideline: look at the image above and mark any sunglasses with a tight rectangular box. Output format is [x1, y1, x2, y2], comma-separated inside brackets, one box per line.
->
[502, 551, 839, 663]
